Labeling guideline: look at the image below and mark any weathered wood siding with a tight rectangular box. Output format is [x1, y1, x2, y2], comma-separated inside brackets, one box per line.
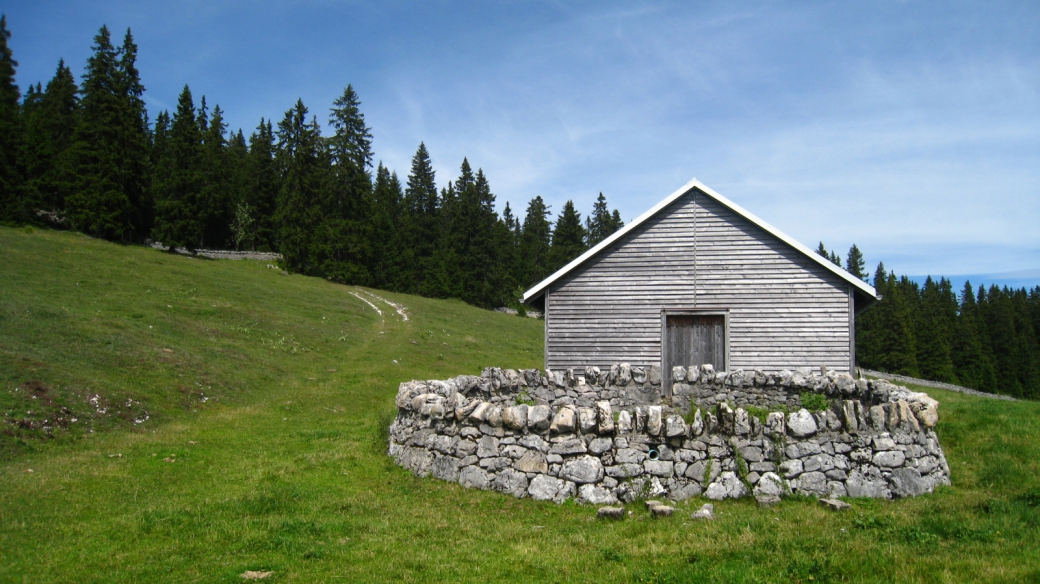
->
[545, 188, 853, 373]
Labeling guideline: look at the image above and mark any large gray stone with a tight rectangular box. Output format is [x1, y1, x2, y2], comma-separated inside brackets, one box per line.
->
[528, 405, 552, 431]
[519, 434, 548, 452]
[705, 471, 748, 500]
[578, 407, 598, 433]
[528, 474, 566, 501]
[793, 471, 828, 496]
[458, 465, 489, 489]
[589, 438, 613, 455]
[559, 455, 605, 484]
[616, 410, 633, 434]
[477, 436, 500, 458]
[845, 468, 890, 498]
[665, 415, 688, 438]
[431, 455, 460, 482]
[515, 450, 548, 473]
[550, 406, 577, 434]
[780, 459, 803, 478]
[873, 450, 906, 468]
[596, 401, 615, 434]
[615, 448, 647, 464]
[889, 467, 930, 498]
[787, 409, 818, 438]
[753, 472, 790, 498]
[502, 405, 528, 430]
[549, 437, 587, 456]
[606, 463, 643, 478]
[632, 367, 647, 384]
[491, 468, 529, 498]
[577, 484, 618, 505]
[647, 406, 663, 436]
[643, 460, 674, 477]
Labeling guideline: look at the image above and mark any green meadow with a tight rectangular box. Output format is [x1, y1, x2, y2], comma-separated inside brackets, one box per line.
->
[1, 226, 1038, 583]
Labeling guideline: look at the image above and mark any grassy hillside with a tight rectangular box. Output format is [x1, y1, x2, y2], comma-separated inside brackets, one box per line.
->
[1, 226, 1038, 583]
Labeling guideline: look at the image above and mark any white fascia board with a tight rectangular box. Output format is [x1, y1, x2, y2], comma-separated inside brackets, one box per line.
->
[523, 178, 878, 303]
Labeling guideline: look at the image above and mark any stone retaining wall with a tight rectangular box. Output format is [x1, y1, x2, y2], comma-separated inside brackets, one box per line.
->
[389, 365, 950, 504]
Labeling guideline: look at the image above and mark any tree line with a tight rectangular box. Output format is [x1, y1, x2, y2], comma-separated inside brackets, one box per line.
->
[817, 242, 1040, 400]
[2, 18, 1037, 397]
[0, 19, 624, 310]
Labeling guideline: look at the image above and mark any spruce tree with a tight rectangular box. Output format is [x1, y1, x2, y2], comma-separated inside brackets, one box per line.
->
[854, 262, 886, 369]
[548, 200, 586, 273]
[872, 271, 919, 376]
[34, 60, 78, 215]
[915, 276, 957, 383]
[952, 280, 998, 392]
[226, 129, 253, 250]
[247, 119, 279, 251]
[370, 162, 404, 289]
[274, 99, 323, 274]
[980, 285, 1022, 396]
[318, 85, 374, 284]
[199, 103, 230, 248]
[846, 244, 866, 280]
[152, 86, 202, 250]
[18, 83, 44, 219]
[0, 14, 22, 221]
[519, 196, 552, 286]
[586, 192, 622, 247]
[403, 142, 439, 293]
[66, 26, 150, 241]
[116, 29, 151, 239]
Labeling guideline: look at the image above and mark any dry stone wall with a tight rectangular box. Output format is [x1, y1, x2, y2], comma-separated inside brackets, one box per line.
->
[389, 364, 950, 504]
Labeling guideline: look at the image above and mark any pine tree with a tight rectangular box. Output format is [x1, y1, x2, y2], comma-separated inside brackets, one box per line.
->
[952, 280, 998, 392]
[199, 103, 230, 248]
[23, 59, 78, 216]
[872, 271, 919, 376]
[519, 196, 552, 286]
[66, 26, 150, 241]
[370, 163, 404, 289]
[585, 192, 614, 247]
[18, 83, 44, 219]
[317, 85, 374, 284]
[846, 244, 866, 280]
[226, 129, 253, 250]
[548, 200, 586, 273]
[980, 285, 1022, 397]
[403, 142, 439, 293]
[854, 262, 885, 369]
[116, 29, 151, 239]
[0, 14, 22, 221]
[152, 86, 202, 250]
[247, 119, 279, 251]
[915, 276, 957, 383]
[274, 99, 324, 274]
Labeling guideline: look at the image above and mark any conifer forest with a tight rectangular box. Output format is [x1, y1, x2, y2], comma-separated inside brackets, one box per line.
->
[1, 20, 1038, 399]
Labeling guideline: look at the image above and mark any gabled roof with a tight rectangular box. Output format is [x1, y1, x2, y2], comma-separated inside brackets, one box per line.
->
[523, 178, 879, 304]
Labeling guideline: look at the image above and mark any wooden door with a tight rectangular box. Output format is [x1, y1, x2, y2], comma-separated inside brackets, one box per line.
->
[666, 315, 725, 375]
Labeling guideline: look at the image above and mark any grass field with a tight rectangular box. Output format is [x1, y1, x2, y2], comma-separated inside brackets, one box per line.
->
[1, 226, 1038, 583]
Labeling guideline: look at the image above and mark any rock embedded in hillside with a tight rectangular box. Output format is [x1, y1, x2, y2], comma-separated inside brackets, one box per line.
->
[819, 498, 851, 511]
[690, 503, 715, 520]
[597, 506, 626, 519]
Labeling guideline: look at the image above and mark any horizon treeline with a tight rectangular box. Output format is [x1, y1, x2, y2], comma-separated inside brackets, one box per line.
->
[3, 19, 1038, 398]
[0, 19, 624, 309]
[817, 242, 1040, 400]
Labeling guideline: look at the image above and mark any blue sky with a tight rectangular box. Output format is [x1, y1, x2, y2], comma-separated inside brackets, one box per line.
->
[5, 1, 1038, 285]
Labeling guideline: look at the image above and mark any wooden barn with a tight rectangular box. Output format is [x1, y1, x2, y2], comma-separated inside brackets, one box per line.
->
[522, 178, 878, 383]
